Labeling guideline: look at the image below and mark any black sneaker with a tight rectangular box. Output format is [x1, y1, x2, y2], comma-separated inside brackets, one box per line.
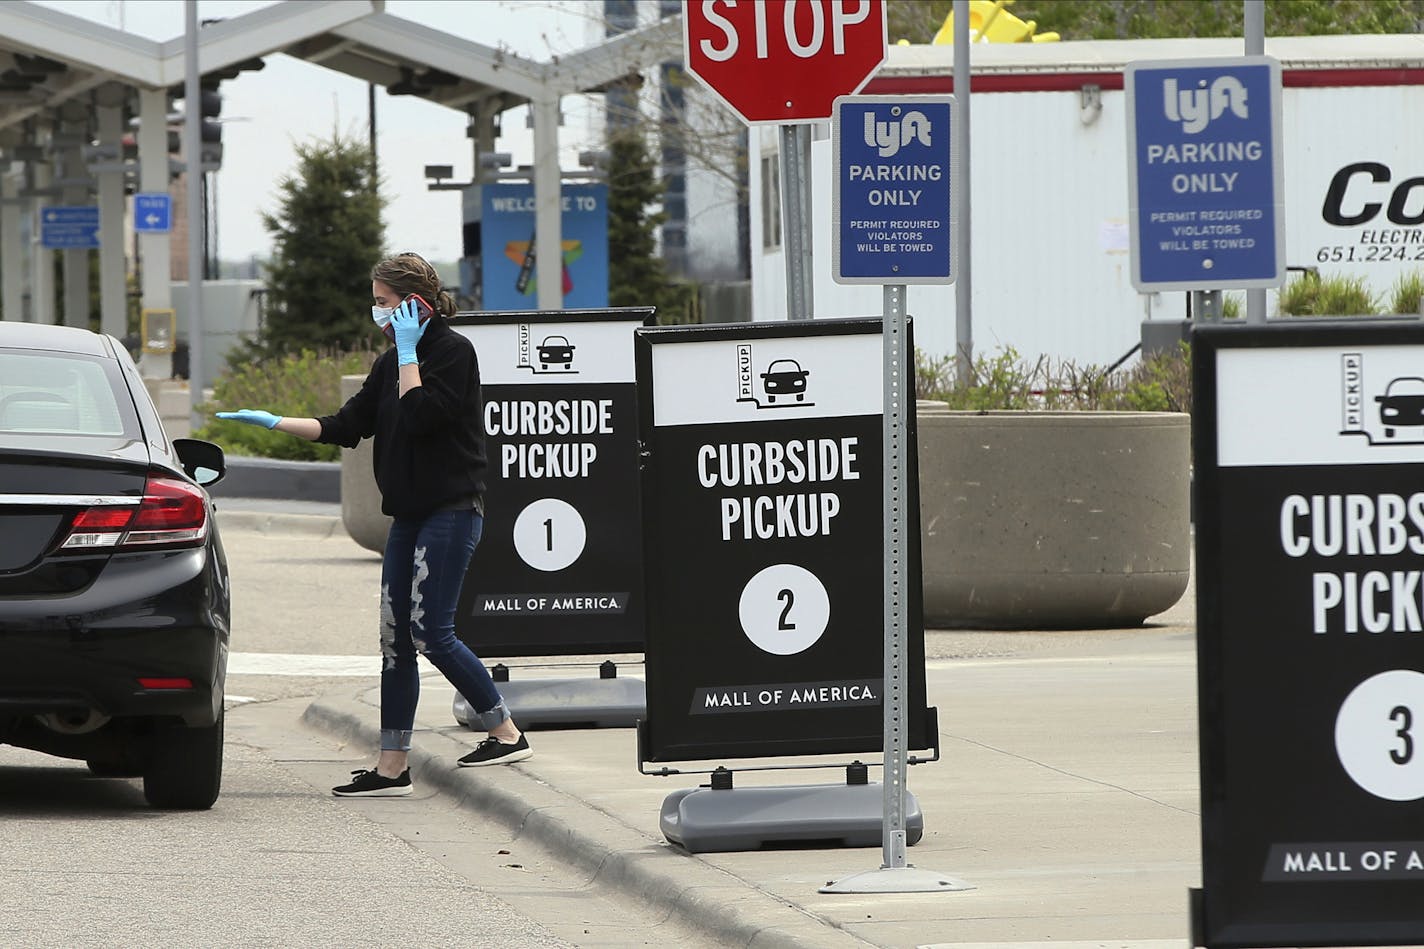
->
[457, 734, 532, 767]
[331, 768, 413, 797]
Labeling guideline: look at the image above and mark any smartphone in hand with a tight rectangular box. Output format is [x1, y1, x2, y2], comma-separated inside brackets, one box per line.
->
[383, 293, 435, 341]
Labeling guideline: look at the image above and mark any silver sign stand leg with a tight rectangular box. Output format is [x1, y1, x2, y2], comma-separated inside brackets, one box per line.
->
[821, 286, 971, 894]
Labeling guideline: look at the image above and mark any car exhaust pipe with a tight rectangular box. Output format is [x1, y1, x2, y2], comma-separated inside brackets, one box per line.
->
[36, 709, 111, 735]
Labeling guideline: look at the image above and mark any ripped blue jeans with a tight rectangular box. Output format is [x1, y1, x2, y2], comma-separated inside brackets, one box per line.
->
[379, 508, 508, 752]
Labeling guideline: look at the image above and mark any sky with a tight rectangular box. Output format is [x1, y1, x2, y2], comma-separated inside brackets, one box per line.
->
[35, 0, 610, 264]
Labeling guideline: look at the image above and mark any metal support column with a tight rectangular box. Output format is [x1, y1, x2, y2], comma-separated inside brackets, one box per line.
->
[1, 164, 22, 321]
[30, 140, 55, 326]
[780, 123, 813, 321]
[96, 97, 127, 340]
[952, 0, 974, 380]
[531, 94, 563, 310]
[1244, 0, 1267, 324]
[59, 107, 90, 329]
[137, 87, 172, 378]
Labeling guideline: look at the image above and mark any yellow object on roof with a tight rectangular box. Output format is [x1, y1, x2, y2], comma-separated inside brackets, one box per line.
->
[932, 0, 1060, 44]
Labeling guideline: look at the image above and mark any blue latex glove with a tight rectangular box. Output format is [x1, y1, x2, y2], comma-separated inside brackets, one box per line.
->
[216, 409, 282, 430]
[390, 297, 429, 366]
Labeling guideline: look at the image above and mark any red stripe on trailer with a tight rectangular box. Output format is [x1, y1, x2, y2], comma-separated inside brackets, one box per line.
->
[863, 67, 1424, 96]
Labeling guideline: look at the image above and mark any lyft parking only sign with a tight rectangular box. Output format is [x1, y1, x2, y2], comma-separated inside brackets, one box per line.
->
[1126, 56, 1284, 291]
[832, 95, 955, 285]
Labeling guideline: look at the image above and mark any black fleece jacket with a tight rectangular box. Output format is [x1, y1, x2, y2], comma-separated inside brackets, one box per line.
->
[316, 318, 488, 518]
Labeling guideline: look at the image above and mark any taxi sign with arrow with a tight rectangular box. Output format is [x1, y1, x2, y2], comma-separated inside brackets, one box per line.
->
[134, 193, 172, 234]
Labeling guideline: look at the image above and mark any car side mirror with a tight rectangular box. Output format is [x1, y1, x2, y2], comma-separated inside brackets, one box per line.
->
[173, 437, 226, 486]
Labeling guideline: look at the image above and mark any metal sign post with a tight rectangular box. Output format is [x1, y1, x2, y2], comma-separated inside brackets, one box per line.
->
[781, 124, 814, 321]
[820, 93, 968, 894]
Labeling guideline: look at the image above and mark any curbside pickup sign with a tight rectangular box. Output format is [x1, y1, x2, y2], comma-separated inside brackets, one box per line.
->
[1125, 56, 1284, 291]
[832, 94, 955, 285]
[635, 319, 929, 762]
[1193, 321, 1424, 947]
[450, 308, 651, 656]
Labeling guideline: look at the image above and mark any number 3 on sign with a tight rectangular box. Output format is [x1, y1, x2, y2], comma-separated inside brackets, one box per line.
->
[1335, 669, 1424, 801]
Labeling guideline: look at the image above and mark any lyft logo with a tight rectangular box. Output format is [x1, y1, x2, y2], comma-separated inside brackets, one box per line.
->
[864, 107, 931, 158]
[1163, 75, 1248, 134]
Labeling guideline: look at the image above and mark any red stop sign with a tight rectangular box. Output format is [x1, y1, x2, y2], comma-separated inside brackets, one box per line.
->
[684, 0, 888, 125]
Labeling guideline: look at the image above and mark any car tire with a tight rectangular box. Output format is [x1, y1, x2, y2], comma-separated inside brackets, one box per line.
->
[143, 709, 223, 810]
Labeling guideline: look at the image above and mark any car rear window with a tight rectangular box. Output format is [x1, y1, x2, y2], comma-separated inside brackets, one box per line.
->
[0, 349, 138, 437]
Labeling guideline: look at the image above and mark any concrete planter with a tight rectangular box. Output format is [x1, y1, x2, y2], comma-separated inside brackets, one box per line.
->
[340, 375, 392, 554]
[917, 410, 1191, 629]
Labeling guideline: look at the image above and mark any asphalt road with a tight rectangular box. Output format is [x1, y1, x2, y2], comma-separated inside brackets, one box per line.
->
[0, 516, 730, 949]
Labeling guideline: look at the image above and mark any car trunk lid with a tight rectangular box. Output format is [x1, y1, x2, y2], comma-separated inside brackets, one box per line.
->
[0, 447, 149, 589]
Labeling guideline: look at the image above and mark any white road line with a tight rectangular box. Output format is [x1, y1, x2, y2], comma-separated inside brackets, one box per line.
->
[228, 653, 381, 677]
[920, 942, 1186, 949]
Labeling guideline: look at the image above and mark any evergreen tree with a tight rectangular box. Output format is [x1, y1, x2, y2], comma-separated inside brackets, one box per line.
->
[606, 129, 693, 324]
[257, 132, 385, 355]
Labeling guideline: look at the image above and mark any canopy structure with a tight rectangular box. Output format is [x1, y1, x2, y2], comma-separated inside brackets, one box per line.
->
[0, 0, 682, 337]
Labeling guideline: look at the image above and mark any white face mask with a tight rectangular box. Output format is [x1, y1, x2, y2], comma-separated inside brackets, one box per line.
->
[371, 305, 396, 331]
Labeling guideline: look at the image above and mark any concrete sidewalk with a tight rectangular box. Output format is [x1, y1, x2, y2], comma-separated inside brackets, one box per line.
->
[267, 503, 1203, 949]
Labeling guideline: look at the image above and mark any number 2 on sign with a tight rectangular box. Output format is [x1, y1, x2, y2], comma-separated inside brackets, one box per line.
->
[777, 588, 796, 630]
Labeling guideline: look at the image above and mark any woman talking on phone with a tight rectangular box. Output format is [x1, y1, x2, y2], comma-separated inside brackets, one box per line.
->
[217, 252, 531, 797]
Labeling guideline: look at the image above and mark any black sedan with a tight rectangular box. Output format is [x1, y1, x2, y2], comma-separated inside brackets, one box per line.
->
[0, 323, 229, 809]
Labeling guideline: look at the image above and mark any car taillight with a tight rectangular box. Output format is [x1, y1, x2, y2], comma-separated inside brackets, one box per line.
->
[59, 474, 207, 552]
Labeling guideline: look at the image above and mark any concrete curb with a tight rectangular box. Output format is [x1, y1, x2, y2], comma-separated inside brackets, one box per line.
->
[302, 692, 872, 949]
[215, 509, 344, 539]
[209, 455, 341, 503]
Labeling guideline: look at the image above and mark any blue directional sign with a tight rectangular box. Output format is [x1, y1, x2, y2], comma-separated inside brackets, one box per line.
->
[134, 193, 172, 233]
[1126, 56, 1284, 291]
[832, 94, 955, 285]
[40, 205, 100, 249]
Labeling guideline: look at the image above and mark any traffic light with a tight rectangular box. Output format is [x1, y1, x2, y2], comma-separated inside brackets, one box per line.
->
[170, 82, 223, 170]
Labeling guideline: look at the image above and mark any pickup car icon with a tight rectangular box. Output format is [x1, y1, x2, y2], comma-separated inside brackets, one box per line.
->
[537, 335, 575, 369]
[760, 358, 809, 402]
[1376, 376, 1424, 438]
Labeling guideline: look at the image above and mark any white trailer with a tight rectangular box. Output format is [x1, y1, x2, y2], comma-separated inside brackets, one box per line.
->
[749, 35, 1424, 367]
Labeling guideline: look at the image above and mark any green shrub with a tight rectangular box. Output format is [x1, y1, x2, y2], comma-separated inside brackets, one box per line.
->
[1103, 344, 1193, 414]
[1221, 292, 1243, 320]
[193, 348, 378, 461]
[1389, 271, 1424, 316]
[1278, 272, 1379, 316]
[914, 344, 1192, 414]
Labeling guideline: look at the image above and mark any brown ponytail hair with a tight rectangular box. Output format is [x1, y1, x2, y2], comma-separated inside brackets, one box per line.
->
[370, 252, 456, 317]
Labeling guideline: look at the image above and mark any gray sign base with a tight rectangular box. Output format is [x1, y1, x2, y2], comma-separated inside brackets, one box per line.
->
[452, 676, 645, 729]
[660, 782, 923, 853]
[819, 866, 974, 894]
